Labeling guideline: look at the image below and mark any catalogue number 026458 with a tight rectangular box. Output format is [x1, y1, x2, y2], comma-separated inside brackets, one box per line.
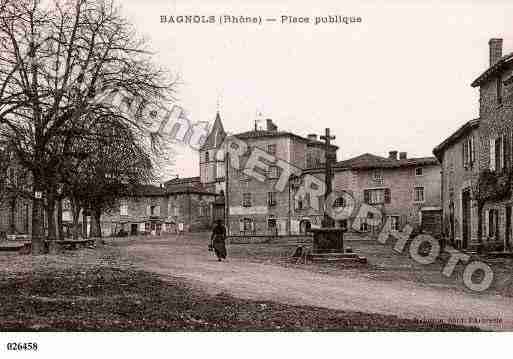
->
[6, 342, 38, 351]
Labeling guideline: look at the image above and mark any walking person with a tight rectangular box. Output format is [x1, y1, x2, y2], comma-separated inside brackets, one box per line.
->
[210, 220, 227, 262]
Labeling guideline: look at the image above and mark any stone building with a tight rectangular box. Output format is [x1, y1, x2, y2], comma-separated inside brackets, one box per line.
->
[201, 114, 338, 235]
[469, 38, 513, 249]
[90, 180, 219, 237]
[304, 151, 442, 236]
[433, 119, 480, 249]
[0, 153, 32, 237]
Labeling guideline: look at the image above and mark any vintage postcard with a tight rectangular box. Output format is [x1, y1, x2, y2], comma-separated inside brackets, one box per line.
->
[0, 0, 512, 357]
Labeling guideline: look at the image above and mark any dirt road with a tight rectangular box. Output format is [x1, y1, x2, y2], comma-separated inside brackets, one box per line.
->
[120, 236, 513, 330]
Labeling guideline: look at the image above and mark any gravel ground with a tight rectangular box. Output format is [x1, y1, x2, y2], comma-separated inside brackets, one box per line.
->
[0, 246, 476, 331]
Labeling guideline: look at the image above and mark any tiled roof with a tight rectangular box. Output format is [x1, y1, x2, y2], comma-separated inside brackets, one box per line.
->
[433, 119, 480, 161]
[164, 176, 216, 195]
[164, 176, 200, 187]
[333, 153, 439, 170]
[131, 184, 167, 196]
[471, 52, 513, 87]
[234, 130, 338, 149]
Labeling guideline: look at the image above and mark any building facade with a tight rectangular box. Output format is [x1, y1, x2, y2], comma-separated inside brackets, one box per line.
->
[200, 115, 338, 235]
[304, 151, 442, 236]
[199, 114, 441, 236]
[468, 38, 513, 249]
[0, 154, 32, 237]
[86, 180, 219, 237]
[433, 119, 480, 249]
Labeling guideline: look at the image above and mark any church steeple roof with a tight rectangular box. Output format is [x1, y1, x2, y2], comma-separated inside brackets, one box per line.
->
[201, 111, 226, 150]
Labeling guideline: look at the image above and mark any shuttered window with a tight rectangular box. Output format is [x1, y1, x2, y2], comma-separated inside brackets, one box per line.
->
[490, 138, 496, 171]
[120, 201, 128, 216]
[364, 189, 390, 204]
[414, 187, 425, 202]
[242, 193, 252, 207]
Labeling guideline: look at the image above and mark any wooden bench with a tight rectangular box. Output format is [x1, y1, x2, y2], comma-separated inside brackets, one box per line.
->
[46, 238, 96, 250]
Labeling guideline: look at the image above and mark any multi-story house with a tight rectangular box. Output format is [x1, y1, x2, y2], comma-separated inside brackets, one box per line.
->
[304, 151, 442, 236]
[90, 179, 219, 236]
[0, 150, 32, 237]
[201, 115, 338, 235]
[433, 119, 480, 249]
[469, 38, 513, 250]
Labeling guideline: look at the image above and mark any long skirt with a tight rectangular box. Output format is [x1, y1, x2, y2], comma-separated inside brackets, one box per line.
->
[213, 237, 227, 259]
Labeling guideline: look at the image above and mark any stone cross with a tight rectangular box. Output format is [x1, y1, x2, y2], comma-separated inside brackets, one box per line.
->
[320, 128, 335, 227]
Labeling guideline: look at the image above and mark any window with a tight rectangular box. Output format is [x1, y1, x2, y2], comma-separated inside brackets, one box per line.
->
[296, 197, 303, 210]
[205, 151, 209, 163]
[414, 187, 425, 202]
[150, 205, 160, 216]
[333, 197, 346, 208]
[306, 152, 313, 168]
[373, 170, 383, 184]
[389, 216, 400, 231]
[216, 162, 225, 179]
[497, 78, 503, 105]
[462, 136, 475, 169]
[267, 192, 277, 207]
[239, 170, 250, 182]
[198, 205, 209, 217]
[242, 193, 252, 207]
[240, 218, 254, 232]
[490, 135, 505, 172]
[120, 201, 128, 216]
[267, 216, 277, 231]
[415, 167, 423, 176]
[267, 144, 276, 156]
[364, 189, 391, 204]
[488, 209, 499, 238]
[267, 165, 279, 179]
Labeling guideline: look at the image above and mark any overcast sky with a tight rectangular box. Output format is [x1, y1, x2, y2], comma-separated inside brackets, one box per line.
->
[120, 0, 513, 180]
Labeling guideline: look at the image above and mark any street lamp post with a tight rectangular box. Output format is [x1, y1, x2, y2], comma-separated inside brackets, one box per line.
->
[288, 174, 301, 236]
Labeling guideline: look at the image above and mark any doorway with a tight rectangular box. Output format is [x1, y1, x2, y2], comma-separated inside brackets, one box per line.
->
[462, 189, 471, 249]
[130, 223, 138, 236]
[506, 205, 512, 250]
[299, 220, 311, 233]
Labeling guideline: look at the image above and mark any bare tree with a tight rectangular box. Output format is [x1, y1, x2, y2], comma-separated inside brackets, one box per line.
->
[0, 0, 174, 253]
[62, 118, 154, 239]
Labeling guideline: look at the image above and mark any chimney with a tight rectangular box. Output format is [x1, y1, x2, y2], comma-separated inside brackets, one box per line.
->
[399, 152, 407, 160]
[388, 151, 398, 160]
[307, 134, 317, 141]
[266, 118, 277, 132]
[489, 38, 503, 66]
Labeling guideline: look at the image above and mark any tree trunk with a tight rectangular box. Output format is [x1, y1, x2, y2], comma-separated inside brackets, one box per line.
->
[90, 208, 102, 238]
[46, 195, 56, 241]
[8, 196, 16, 234]
[57, 199, 63, 240]
[71, 199, 81, 240]
[31, 176, 46, 254]
[82, 209, 88, 238]
[477, 203, 483, 244]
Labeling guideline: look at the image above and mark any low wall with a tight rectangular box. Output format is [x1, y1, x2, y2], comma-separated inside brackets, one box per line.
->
[228, 234, 313, 244]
